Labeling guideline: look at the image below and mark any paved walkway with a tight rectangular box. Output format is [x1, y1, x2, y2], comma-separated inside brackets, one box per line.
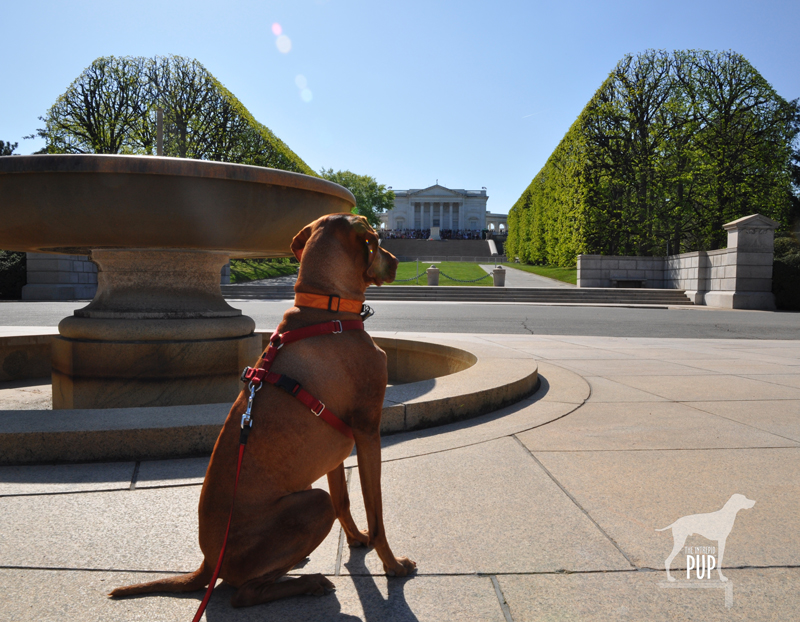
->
[1, 331, 799, 620]
[480, 265, 576, 288]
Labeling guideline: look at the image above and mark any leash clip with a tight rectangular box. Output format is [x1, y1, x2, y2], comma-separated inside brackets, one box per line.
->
[241, 381, 261, 430]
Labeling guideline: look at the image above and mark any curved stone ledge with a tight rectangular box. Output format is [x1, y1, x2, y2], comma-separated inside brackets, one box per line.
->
[0, 333, 538, 464]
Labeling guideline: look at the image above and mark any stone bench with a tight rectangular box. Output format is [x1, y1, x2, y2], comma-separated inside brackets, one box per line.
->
[610, 275, 647, 288]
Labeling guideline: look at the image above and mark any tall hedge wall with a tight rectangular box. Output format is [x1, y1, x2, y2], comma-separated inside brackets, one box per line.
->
[37, 55, 314, 175]
[506, 50, 799, 266]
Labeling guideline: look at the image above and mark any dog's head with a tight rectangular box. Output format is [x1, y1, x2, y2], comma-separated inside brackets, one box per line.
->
[727, 493, 756, 511]
[291, 213, 398, 299]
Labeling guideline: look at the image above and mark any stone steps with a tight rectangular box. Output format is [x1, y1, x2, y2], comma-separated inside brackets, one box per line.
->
[221, 285, 694, 305]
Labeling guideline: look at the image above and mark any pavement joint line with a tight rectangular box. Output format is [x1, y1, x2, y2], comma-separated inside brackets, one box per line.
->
[490, 575, 515, 622]
[0, 481, 207, 498]
[129, 461, 140, 491]
[511, 434, 637, 570]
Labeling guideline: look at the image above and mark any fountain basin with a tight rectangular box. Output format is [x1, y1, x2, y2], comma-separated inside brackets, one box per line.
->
[0, 332, 539, 464]
[0, 155, 356, 409]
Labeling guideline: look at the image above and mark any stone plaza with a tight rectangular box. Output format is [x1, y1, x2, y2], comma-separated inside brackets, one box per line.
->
[1, 299, 800, 620]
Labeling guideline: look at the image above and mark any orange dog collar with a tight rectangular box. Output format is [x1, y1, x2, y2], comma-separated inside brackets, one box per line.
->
[294, 292, 364, 314]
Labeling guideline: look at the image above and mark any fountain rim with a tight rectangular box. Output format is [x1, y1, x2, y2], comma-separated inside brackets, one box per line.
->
[0, 154, 356, 206]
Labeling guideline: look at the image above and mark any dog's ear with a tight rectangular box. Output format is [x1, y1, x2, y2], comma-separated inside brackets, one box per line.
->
[290, 223, 314, 262]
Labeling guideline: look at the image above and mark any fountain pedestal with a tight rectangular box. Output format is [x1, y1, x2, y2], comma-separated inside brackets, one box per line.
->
[53, 250, 261, 409]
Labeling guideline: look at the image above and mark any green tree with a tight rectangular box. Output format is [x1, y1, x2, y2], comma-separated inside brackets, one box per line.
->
[0, 140, 18, 155]
[319, 169, 395, 227]
[507, 49, 798, 266]
[35, 55, 313, 174]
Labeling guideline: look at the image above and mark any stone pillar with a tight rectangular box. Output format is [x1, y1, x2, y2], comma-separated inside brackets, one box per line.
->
[426, 265, 440, 286]
[703, 214, 779, 310]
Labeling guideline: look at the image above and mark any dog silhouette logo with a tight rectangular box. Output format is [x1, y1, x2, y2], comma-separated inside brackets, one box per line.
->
[656, 493, 755, 582]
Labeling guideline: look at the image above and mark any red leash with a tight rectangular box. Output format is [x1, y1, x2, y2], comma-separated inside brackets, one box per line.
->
[191, 319, 362, 621]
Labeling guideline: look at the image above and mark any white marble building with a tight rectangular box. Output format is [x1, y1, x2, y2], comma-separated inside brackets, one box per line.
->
[379, 185, 507, 231]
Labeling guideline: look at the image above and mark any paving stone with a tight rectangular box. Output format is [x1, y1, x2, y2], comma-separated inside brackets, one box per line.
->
[0, 380, 51, 410]
[607, 374, 800, 401]
[343, 362, 586, 465]
[534, 448, 800, 570]
[499, 568, 800, 622]
[343, 437, 631, 576]
[0, 568, 505, 621]
[679, 359, 798, 375]
[0, 461, 135, 495]
[517, 402, 796, 451]
[556, 358, 717, 376]
[0, 476, 341, 577]
[585, 376, 669, 402]
[0, 486, 202, 571]
[687, 400, 800, 443]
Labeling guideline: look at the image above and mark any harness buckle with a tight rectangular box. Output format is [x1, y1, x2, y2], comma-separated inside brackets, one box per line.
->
[332, 320, 343, 334]
[311, 401, 326, 417]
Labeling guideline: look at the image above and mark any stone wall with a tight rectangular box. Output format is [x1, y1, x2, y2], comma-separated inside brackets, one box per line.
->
[577, 214, 779, 310]
[23, 253, 231, 300]
[22, 253, 98, 300]
[577, 255, 664, 288]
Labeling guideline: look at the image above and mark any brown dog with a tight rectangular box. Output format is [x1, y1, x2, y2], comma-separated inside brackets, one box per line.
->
[110, 213, 414, 607]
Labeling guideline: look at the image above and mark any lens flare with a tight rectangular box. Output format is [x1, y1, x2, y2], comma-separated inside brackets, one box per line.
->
[276, 35, 292, 54]
[295, 74, 308, 89]
[301, 89, 313, 103]
[271, 23, 282, 36]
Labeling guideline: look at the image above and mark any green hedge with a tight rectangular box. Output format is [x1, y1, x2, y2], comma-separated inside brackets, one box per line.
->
[38, 55, 314, 176]
[0, 251, 26, 300]
[773, 254, 800, 311]
[506, 50, 798, 267]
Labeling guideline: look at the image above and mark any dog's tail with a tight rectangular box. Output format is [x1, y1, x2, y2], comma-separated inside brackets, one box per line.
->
[109, 561, 211, 598]
[654, 523, 674, 532]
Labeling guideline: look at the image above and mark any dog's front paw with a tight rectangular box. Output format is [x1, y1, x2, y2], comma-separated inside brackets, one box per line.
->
[347, 528, 370, 548]
[384, 556, 416, 577]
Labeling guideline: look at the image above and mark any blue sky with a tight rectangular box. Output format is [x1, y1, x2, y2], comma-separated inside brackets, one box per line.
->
[3, 0, 798, 214]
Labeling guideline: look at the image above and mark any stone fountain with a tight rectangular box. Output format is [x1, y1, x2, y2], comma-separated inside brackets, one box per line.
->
[0, 154, 355, 409]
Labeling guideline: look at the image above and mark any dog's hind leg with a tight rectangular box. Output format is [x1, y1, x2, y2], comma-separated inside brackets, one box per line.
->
[229, 488, 337, 608]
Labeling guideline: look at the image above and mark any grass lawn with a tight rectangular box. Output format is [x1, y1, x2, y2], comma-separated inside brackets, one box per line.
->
[502, 263, 577, 285]
[230, 258, 298, 283]
[388, 261, 493, 286]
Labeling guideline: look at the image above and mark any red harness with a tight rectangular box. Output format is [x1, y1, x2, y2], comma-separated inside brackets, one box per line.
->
[240, 319, 361, 440]
[191, 318, 362, 622]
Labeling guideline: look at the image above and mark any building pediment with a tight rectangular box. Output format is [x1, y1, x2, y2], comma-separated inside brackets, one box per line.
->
[407, 185, 467, 199]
